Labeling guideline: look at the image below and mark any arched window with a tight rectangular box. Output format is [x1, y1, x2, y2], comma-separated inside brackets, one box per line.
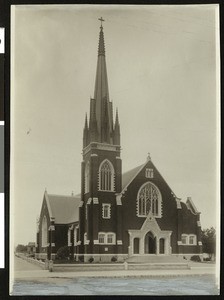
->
[85, 161, 90, 193]
[41, 215, 48, 247]
[99, 160, 114, 191]
[137, 182, 162, 217]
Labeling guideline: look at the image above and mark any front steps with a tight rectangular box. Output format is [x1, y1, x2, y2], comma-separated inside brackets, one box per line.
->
[125, 255, 187, 263]
[125, 255, 190, 270]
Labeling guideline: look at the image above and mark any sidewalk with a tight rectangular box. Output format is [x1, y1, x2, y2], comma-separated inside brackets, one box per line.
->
[14, 264, 216, 281]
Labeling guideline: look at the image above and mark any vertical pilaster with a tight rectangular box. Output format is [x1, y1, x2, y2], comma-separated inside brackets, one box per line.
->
[116, 194, 123, 254]
[176, 198, 182, 254]
[90, 154, 99, 253]
[79, 161, 85, 255]
[156, 238, 159, 255]
[115, 156, 122, 192]
[92, 197, 100, 253]
[36, 232, 40, 254]
[50, 222, 55, 260]
[140, 237, 144, 255]
[196, 218, 202, 253]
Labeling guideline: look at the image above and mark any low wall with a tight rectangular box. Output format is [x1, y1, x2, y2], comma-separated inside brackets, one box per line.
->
[52, 262, 126, 272]
[16, 252, 47, 269]
[49, 261, 189, 272]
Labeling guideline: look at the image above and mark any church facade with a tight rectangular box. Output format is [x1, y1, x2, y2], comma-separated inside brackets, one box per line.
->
[36, 21, 202, 262]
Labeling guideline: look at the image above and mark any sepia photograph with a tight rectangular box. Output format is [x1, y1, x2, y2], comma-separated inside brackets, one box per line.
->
[10, 4, 220, 295]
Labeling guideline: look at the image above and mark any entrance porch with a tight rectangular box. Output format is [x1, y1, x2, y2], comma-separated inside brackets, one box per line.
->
[128, 212, 172, 256]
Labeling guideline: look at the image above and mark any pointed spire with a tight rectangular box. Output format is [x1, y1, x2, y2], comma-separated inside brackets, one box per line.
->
[89, 98, 98, 142]
[84, 113, 88, 130]
[83, 19, 121, 148]
[115, 108, 119, 125]
[83, 113, 89, 148]
[98, 17, 105, 56]
[93, 19, 113, 143]
[113, 108, 120, 145]
[98, 26, 105, 56]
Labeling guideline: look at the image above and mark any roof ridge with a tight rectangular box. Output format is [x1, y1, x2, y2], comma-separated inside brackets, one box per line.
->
[122, 163, 144, 175]
[47, 193, 80, 198]
[121, 162, 147, 192]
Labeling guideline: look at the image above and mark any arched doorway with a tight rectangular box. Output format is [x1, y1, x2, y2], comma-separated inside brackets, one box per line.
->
[144, 231, 156, 254]
[133, 238, 140, 254]
[159, 238, 165, 254]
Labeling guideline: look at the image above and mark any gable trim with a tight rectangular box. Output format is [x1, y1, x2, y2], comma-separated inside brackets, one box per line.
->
[44, 191, 53, 220]
[186, 197, 200, 215]
[121, 159, 178, 201]
[150, 161, 177, 198]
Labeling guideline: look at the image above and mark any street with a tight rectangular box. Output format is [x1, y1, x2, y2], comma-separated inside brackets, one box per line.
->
[11, 256, 219, 296]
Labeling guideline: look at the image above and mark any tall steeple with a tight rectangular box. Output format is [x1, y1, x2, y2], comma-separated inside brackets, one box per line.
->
[82, 18, 120, 148]
[79, 20, 122, 259]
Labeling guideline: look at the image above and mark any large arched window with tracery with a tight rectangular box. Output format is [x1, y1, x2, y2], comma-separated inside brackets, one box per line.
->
[85, 161, 90, 193]
[41, 215, 48, 247]
[137, 182, 162, 217]
[99, 159, 114, 191]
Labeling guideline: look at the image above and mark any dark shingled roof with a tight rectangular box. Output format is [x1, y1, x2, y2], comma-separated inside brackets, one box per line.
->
[45, 163, 146, 225]
[47, 194, 80, 224]
[122, 164, 144, 191]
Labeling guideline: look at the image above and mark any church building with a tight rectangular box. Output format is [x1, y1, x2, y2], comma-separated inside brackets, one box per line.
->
[35, 20, 202, 263]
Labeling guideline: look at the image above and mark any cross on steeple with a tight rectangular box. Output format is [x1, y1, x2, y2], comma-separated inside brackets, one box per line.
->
[98, 17, 105, 28]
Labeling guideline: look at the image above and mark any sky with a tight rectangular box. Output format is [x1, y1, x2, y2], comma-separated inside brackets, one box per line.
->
[11, 5, 219, 246]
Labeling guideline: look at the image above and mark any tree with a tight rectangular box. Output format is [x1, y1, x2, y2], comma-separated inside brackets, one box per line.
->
[15, 244, 27, 253]
[201, 227, 216, 260]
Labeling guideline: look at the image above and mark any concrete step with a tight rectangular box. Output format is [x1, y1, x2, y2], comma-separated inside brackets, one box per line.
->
[128, 263, 190, 270]
[125, 255, 187, 264]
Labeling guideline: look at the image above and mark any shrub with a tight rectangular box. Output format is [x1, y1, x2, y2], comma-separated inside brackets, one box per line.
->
[79, 255, 84, 263]
[56, 246, 70, 260]
[204, 257, 211, 261]
[190, 255, 201, 262]
[89, 257, 94, 263]
[111, 256, 117, 262]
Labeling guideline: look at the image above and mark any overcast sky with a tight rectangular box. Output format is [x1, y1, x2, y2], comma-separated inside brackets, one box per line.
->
[11, 5, 219, 246]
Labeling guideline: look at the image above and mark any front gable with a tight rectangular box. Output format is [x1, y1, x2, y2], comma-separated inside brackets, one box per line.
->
[122, 159, 177, 198]
[38, 193, 52, 250]
[121, 159, 179, 234]
[39, 193, 51, 227]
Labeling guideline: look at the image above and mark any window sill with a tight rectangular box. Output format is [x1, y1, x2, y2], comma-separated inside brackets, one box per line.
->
[137, 214, 161, 218]
[180, 244, 197, 246]
[99, 243, 116, 245]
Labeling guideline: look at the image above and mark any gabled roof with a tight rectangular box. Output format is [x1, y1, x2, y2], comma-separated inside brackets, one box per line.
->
[186, 197, 200, 215]
[45, 192, 81, 224]
[27, 242, 35, 246]
[122, 164, 145, 191]
[121, 159, 177, 198]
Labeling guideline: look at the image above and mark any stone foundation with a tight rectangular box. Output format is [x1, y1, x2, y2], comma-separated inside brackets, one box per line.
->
[77, 254, 128, 263]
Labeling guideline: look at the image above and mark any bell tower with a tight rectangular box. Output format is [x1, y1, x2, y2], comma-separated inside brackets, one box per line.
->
[78, 19, 123, 261]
